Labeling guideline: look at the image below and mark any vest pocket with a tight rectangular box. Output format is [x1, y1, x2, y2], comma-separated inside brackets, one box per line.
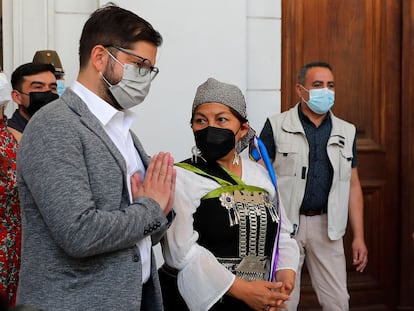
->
[339, 149, 353, 181]
[274, 143, 298, 176]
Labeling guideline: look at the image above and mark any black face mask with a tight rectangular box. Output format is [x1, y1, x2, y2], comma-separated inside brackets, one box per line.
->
[194, 126, 235, 162]
[27, 91, 59, 116]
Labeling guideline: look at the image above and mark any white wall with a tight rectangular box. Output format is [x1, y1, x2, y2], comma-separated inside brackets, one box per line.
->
[3, 0, 281, 159]
[2, 0, 282, 266]
[115, 0, 247, 161]
[247, 0, 282, 134]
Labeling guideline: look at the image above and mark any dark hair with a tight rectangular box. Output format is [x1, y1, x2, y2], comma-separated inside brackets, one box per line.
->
[11, 63, 56, 91]
[297, 61, 333, 85]
[79, 3, 163, 68]
[229, 107, 248, 124]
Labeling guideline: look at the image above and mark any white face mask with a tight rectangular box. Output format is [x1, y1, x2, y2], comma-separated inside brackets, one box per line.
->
[101, 51, 152, 110]
[0, 72, 11, 107]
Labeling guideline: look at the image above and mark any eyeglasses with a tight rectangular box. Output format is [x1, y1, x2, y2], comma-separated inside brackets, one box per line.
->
[107, 46, 159, 81]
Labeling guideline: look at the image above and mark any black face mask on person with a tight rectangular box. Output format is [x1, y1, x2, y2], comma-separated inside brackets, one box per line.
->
[194, 126, 236, 162]
[27, 91, 59, 116]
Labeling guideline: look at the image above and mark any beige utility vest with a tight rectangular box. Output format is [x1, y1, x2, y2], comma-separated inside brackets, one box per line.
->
[268, 104, 356, 240]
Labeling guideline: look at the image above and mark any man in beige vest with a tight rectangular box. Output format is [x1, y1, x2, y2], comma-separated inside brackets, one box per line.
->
[259, 62, 368, 311]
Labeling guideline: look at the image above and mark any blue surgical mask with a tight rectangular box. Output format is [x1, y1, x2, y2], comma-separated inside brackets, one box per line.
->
[57, 80, 65, 96]
[301, 86, 335, 114]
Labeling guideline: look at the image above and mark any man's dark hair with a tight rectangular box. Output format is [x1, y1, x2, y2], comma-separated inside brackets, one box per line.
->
[297, 61, 333, 85]
[79, 3, 163, 69]
[11, 63, 56, 91]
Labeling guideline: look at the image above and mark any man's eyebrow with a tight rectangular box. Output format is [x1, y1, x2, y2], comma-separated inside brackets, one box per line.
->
[311, 80, 335, 85]
[30, 81, 47, 86]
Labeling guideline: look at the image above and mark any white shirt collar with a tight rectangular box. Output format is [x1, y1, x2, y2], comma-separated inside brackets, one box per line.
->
[70, 80, 136, 130]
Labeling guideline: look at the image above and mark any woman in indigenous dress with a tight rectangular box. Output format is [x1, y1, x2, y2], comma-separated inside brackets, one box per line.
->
[159, 78, 299, 311]
[0, 72, 21, 306]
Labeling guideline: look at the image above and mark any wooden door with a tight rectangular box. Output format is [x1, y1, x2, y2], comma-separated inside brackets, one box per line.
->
[400, 0, 414, 309]
[281, 1, 403, 309]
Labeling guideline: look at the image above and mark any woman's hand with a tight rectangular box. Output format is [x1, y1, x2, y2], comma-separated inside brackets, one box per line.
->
[274, 269, 296, 308]
[227, 278, 290, 311]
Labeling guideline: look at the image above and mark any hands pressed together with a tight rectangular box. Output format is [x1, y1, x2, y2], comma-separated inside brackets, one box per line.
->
[130, 152, 176, 215]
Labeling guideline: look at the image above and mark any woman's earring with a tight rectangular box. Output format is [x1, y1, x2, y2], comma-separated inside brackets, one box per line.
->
[232, 140, 241, 165]
[191, 146, 205, 163]
[232, 151, 240, 165]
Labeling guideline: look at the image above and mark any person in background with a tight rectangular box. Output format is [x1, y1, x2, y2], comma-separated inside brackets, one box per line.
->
[32, 50, 66, 96]
[16, 4, 175, 310]
[159, 78, 299, 311]
[0, 71, 20, 306]
[259, 61, 368, 310]
[8, 63, 58, 142]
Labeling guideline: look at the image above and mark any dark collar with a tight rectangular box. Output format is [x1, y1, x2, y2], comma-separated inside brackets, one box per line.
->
[298, 103, 331, 126]
[7, 110, 28, 133]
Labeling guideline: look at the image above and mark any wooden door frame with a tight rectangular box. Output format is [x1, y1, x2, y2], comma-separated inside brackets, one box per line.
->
[400, 0, 414, 309]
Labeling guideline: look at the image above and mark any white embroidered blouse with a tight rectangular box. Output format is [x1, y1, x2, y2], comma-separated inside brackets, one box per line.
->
[161, 157, 299, 311]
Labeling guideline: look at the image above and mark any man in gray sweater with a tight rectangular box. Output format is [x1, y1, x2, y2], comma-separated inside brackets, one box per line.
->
[16, 4, 175, 310]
